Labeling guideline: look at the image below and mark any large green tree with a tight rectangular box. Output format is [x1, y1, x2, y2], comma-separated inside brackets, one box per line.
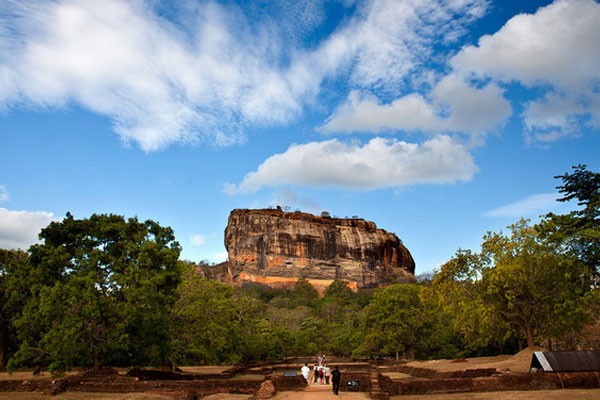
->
[539, 164, 600, 278]
[0, 249, 29, 369]
[9, 213, 181, 373]
[480, 219, 594, 349]
[425, 249, 513, 356]
[170, 263, 247, 365]
[360, 284, 425, 359]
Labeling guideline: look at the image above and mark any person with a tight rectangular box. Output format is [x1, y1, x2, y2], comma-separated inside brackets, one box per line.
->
[313, 364, 319, 383]
[301, 363, 310, 382]
[331, 366, 341, 395]
[319, 365, 324, 384]
[324, 364, 331, 385]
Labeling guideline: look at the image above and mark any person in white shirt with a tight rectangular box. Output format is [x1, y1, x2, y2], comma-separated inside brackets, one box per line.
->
[301, 363, 310, 382]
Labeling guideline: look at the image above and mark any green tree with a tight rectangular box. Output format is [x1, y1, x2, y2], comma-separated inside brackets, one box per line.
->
[323, 280, 355, 306]
[0, 249, 29, 369]
[9, 213, 181, 373]
[289, 278, 319, 308]
[360, 284, 425, 359]
[429, 250, 513, 355]
[480, 219, 594, 349]
[539, 164, 600, 277]
[170, 264, 245, 365]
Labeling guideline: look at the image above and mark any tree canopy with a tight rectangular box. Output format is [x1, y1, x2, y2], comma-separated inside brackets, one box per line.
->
[9, 213, 181, 372]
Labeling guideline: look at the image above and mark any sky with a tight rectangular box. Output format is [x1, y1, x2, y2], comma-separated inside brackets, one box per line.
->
[0, 0, 599, 274]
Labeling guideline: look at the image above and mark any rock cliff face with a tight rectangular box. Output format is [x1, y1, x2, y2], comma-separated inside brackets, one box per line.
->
[224, 208, 415, 293]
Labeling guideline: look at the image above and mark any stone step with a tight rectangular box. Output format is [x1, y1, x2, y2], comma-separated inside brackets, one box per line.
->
[305, 385, 332, 392]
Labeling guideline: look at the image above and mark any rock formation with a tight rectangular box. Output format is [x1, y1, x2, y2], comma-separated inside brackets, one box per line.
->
[224, 208, 415, 293]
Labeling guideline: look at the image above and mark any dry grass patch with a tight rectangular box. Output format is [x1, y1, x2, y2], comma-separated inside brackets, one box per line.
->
[0, 371, 81, 381]
[382, 372, 412, 379]
[406, 347, 541, 373]
[178, 366, 232, 374]
[229, 374, 265, 381]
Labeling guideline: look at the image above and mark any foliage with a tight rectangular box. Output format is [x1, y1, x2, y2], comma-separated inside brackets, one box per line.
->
[0, 249, 29, 369]
[539, 164, 600, 277]
[170, 263, 244, 365]
[8, 213, 181, 373]
[359, 284, 425, 359]
[480, 219, 595, 348]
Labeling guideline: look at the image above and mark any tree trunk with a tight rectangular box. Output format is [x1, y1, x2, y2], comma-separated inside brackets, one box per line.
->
[0, 321, 6, 370]
[396, 351, 399, 361]
[526, 324, 535, 349]
[93, 351, 100, 371]
[408, 346, 415, 360]
[546, 338, 552, 351]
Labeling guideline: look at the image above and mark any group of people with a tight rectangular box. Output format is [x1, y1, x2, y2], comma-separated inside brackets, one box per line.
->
[300, 353, 341, 395]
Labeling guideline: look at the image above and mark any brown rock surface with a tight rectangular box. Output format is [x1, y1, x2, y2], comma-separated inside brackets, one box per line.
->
[224, 208, 415, 293]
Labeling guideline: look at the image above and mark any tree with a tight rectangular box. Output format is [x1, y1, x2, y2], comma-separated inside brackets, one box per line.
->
[323, 280, 355, 306]
[360, 284, 425, 359]
[0, 249, 29, 369]
[170, 264, 245, 365]
[9, 213, 181, 373]
[426, 250, 513, 356]
[539, 164, 600, 277]
[480, 219, 594, 349]
[289, 278, 319, 308]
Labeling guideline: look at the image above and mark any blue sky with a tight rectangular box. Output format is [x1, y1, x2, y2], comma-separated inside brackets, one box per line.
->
[0, 0, 598, 273]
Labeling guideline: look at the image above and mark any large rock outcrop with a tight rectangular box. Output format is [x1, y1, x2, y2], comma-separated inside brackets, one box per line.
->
[224, 208, 415, 293]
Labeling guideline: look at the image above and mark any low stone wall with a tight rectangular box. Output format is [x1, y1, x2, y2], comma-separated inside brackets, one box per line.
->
[388, 371, 600, 396]
[382, 365, 496, 379]
[266, 374, 307, 391]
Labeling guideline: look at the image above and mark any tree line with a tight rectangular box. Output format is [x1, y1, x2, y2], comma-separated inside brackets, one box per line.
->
[0, 165, 598, 373]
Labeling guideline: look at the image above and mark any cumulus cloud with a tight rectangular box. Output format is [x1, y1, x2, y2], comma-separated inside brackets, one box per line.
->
[322, 0, 599, 146]
[451, 0, 600, 143]
[0, 0, 488, 151]
[228, 136, 477, 193]
[0, 186, 8, 202]
[0, 208, 57, 250]
[483, 193, 561, 218]
[320, 74, 511, 140]
[189, 234, 205, 246]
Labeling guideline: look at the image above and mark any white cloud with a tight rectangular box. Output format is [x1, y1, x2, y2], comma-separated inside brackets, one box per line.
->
[483, 193, 561, 218]
[451, 0, 600, 143]
[268, 188, 322, 214]
[452, 0, 600, 90]
[0, 0, 488, 151]
[320, 74, 511, 140]
[0, 186, 8, 202]
[228, 135, 477, 193]
[189, 234, 205, 246]
[321, 0, 600, 145]
[210, 251, 229, 264]
[0, 208, 57, 250]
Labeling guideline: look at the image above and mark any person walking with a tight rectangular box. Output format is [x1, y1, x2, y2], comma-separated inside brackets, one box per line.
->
[331, 366, 341, 395]
[324, 364, 331, 385]
[301, 363, 310, 382]
[313, 364, 319, 383]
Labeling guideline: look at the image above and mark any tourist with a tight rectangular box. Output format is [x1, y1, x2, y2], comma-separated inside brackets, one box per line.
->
[313, 364, 319, 383]
[319, 365, 324, 384]
[331, 366, 341, 395]
[324, 364, 331, 385]
[301, 363, 310, 382]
